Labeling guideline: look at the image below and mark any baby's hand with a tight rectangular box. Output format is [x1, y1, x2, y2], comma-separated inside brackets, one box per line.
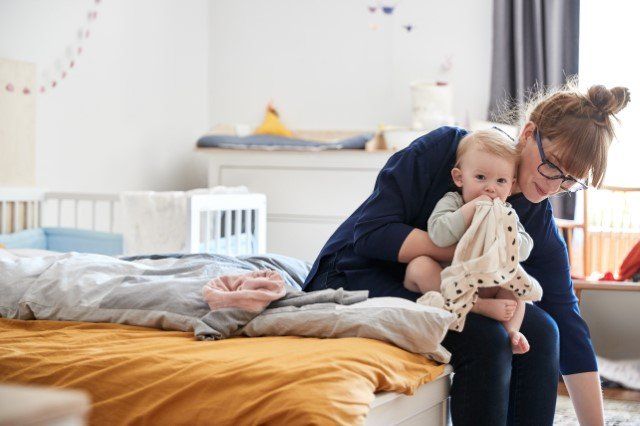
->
[508, 330, 530, 354]
[474, 194, 493, 205]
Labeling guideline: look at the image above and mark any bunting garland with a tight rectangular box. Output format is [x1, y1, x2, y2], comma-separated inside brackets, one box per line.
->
[3, 0, 102, 96]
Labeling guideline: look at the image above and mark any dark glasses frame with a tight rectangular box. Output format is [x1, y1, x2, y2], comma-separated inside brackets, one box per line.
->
[534, 130, 588, 193]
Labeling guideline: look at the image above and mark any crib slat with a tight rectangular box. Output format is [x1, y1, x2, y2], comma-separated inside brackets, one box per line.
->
[13, 202, 19, 232]
[215, 211, 222, 253]
[74, 200, 79, 228]
[109, 201, 115, 233]
[204, 211, 211, 253]
[36, 201, 42, 227]
[225, 210, 232, 255]
[1, 201, 6, 234]
[235, 209, 242, 255]
[26, 202, 32, 229]
[245, 209, 252, 254]
[29, 201, 35, 228]
[32, 201, 37, 228]
[91, 201, 97, 231]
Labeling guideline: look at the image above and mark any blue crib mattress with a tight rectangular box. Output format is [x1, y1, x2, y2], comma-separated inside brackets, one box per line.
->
[0, 228, 123, 256]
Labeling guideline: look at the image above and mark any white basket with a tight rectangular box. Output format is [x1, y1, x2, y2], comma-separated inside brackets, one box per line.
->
[410, 81, 455, 131]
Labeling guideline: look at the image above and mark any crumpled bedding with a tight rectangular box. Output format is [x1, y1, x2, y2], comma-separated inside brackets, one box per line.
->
[0, 251, 454, 361]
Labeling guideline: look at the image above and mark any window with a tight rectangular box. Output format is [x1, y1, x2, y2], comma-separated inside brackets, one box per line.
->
[580, 0, 640, 187]
[572, 1, 640, 278]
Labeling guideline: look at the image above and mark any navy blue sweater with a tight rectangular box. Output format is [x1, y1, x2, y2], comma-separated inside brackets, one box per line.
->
[303, 126, 596, 375]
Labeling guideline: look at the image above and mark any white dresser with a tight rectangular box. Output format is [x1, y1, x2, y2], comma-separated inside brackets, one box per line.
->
[201, 148, 395, 261]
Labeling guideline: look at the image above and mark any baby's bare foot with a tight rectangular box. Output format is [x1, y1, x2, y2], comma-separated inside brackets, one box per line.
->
[472, 298, 517, 321]
[509, 330, 530, 354]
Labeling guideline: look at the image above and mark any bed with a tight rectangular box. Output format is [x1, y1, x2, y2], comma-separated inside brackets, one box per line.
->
[0, 248, 454, 425]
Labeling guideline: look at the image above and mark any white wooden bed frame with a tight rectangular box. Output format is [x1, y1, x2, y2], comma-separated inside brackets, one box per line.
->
[367, 365, 452, 425]
[0, 188, 452, 424]
[0, 189, 268, 256]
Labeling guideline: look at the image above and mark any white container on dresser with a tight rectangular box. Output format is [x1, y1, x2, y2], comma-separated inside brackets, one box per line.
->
[201, 148, 395, 262]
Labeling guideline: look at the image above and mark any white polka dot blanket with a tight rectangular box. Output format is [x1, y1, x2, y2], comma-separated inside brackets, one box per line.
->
[418, 198, 543, 331]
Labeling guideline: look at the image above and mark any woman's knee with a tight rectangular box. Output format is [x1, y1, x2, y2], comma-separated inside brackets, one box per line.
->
[445, 314, 512, 368]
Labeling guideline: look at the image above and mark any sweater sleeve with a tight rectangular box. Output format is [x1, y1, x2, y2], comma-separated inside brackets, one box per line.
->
[427, 192, 466, 247]
[352, 129, 458, 262]
[523, 208, 597, 375]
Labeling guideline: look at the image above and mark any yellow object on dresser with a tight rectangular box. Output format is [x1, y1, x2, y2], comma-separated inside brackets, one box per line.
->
[253, 103, 293, 137]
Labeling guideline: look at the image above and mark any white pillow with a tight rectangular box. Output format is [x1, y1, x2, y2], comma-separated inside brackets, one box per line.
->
[239, 297, 455, 363]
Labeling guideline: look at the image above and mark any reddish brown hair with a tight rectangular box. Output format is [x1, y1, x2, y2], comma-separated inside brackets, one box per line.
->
[524, 82, 630, 187]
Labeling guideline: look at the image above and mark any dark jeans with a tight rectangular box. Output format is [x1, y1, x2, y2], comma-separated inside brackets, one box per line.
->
[305, 252, 348, 291]
[442, 304, 560, 425]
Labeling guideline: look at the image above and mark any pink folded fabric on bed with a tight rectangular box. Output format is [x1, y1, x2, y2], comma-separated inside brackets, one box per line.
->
[202, 270, 286, 312]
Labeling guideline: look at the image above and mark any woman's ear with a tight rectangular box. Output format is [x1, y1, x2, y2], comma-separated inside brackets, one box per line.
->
[451, 168, 463, 187]
[520, 121, 536, 147]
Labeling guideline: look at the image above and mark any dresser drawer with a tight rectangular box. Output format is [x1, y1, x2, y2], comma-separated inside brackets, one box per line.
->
[219, 166, 378, 217]
[267, 219, 342, 262]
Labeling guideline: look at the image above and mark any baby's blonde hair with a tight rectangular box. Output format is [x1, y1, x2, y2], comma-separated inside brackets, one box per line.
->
[456, 129, 519, 172]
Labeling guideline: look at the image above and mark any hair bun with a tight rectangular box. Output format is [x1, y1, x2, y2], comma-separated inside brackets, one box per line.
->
[588, 85, 631, 116]
[610, 87, 631, 113]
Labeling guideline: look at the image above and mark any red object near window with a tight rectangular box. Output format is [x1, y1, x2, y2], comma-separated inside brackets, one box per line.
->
[619, 240, 640, 281]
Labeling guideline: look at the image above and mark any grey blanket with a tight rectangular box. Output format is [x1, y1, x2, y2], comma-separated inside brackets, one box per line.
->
[196, 287, 368, 340]
[0, 252, 454, 362]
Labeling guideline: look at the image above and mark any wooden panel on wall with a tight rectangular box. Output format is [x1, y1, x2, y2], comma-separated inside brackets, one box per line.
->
[0, 58, 36, 187]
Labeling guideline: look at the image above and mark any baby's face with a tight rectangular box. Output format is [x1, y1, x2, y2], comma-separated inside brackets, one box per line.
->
[453, 149, 516, 203]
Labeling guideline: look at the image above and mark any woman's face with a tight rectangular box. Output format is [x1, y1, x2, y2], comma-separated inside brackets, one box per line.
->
[515, 122, 566, 203]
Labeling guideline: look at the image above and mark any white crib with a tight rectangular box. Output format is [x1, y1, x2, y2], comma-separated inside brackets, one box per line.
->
[187, 193, 266, 255]
[0, 189, 267, 256]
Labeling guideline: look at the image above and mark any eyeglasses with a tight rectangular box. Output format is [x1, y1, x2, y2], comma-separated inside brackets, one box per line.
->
[534, 130, 588, 193]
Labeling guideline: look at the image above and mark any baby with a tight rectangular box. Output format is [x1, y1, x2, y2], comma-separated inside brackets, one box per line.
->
[404, 129, 533, 354]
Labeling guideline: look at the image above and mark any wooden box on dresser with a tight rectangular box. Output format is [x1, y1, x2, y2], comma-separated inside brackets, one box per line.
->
[200, 148, 395, 262]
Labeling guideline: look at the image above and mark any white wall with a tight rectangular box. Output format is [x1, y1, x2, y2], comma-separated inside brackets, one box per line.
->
[208, 0, 493, 130]
[0, 0, 210, 192]
[0, 0, 493, 190]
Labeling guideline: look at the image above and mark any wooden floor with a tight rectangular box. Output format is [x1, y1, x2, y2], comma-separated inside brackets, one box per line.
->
[558, 382, 640, 402]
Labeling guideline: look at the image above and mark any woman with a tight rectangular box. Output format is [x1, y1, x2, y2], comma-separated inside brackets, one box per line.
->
[303, 84, 630, 425]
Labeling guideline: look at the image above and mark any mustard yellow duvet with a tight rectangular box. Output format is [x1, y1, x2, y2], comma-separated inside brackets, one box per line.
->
[0, 319, 444, 425]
